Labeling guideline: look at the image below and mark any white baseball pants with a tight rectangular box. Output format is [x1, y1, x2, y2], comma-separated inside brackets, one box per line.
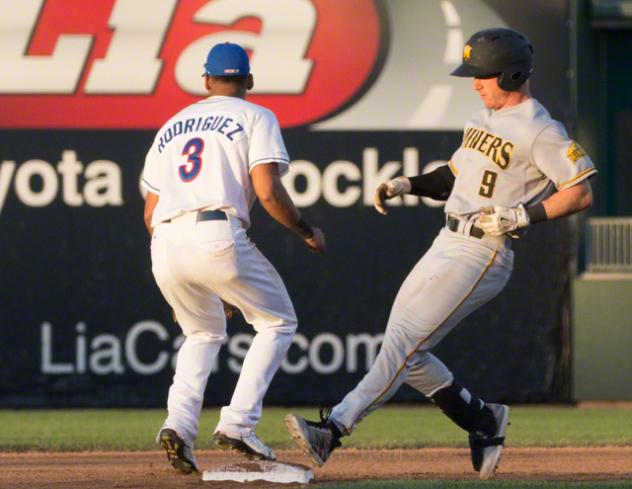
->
[150, 211, 297, 446]
[330, 227, 514, 433]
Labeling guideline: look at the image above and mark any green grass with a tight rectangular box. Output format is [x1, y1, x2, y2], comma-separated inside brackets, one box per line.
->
[316, 483, 632, 489]
[0, 405, 631, 452]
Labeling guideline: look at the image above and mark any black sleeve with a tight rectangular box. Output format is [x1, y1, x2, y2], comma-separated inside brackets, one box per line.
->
[407, 165, 455, 200]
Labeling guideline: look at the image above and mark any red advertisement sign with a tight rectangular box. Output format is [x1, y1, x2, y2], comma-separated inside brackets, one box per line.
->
[0, 0, 383, 129]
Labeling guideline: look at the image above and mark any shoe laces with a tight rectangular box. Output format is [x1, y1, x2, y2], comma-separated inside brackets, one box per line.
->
[319, 405, 333, 423]
[242, 429, 266, 445]
[242, 429, 274, 456]
[305, 405, 334, 429]
[243, 427, 258, 438]
[309, 405, 341, 451]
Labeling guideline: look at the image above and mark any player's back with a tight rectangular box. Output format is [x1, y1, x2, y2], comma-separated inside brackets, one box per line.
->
[143, 96, 288, 228]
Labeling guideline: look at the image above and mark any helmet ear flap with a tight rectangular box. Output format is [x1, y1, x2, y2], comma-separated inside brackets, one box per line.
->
[497, 69, 530, 91]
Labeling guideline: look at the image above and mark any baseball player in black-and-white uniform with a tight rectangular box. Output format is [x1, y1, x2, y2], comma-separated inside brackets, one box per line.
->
[143, 42, 325, 474]
[286, 28, 596, 480]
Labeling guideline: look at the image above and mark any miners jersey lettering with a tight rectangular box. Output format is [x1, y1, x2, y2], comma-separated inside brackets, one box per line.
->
[445, 98, 597, 216]
[142, 96, 290, 228]
[461, 127, 514, 169]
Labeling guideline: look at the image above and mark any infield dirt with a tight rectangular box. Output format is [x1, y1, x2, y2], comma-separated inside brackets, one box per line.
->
[2, 447, 632, 488]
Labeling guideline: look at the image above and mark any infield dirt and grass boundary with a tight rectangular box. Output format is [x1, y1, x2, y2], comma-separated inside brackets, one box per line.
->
[1, 405, 631, 488]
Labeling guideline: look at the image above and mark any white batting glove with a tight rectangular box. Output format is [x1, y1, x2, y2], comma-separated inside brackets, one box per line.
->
[373, 177, 412, 215]
[478, 204, 530, 236]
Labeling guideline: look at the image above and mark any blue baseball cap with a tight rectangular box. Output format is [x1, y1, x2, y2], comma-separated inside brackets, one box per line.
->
[204, 42, 250, 77]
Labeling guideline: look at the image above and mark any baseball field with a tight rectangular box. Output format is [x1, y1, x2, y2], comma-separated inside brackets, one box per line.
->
[2, 404, 632, 488]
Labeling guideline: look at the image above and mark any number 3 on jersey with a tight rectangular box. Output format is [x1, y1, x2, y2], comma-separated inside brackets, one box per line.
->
[479, 169, 498, 198]
[179, 137, 204, 182]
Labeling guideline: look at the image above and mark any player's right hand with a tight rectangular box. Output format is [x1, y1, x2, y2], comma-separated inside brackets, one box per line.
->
[372, 177, 412, 215]
[304, 227, 326, 253]
[478, 204, 530, 236]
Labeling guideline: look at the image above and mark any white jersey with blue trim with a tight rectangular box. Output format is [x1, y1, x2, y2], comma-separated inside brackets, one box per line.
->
[445, 98, 597, 216]
[142, 95, 290, 228]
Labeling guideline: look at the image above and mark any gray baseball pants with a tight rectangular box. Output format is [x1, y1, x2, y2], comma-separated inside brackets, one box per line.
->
[330, 227, 513, 433]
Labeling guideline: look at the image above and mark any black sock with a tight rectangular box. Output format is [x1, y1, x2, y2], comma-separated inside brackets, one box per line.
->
[326, 420, 342, 438]
[431, 381, 496, 436]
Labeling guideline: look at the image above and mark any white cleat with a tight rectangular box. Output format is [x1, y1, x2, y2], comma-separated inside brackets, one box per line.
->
[469, 403, 510, 480]
[213, 429, 276, 461]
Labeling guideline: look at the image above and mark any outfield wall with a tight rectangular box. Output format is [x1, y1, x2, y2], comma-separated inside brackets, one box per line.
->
[573, 276, 632, 400]
[0, 0, 574, 406]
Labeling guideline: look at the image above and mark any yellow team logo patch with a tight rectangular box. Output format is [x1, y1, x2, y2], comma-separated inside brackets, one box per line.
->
[567, 141, 586, 163]
[463, 45, 472, 61]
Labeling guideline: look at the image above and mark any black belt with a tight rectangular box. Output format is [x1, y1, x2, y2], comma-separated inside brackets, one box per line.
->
[196, 210, 227, 222]
[164, 210, 227, 224]
[446, 216, 485, 239]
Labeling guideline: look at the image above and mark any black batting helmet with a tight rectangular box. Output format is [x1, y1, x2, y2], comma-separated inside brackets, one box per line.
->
[451, 28, 533, 91]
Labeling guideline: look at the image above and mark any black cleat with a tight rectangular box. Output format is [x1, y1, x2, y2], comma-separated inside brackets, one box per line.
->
[469, 403, 510, 480]
[158, 428, 198, 474]
[285, 407, 342, 467]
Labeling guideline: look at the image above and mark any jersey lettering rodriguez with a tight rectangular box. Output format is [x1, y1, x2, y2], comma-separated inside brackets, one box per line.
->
[445, 98, 597, 216]
[142, 95, 289, 227]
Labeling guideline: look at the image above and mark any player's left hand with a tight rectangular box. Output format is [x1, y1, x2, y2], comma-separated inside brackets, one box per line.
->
[478, 204, 530, 236]
[373, 177, 412, 215]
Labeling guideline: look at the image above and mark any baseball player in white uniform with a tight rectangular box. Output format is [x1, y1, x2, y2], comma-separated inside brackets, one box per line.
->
[142, 42, 325, 474]
[286, 28, 596, 480]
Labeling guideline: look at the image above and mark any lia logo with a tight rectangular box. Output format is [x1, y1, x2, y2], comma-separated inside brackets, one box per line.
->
[0, 0, 383, 129]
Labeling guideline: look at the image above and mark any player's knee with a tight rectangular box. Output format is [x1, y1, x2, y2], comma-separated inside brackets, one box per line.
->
[409, 350, 435, 367]
[252, 317, 296, 336]
[277, 311, 298, 335]
[186, 330, 226, 344]
[279, 316, 297, 336]
[277, 307, 298, 333]
[407, 351, 454, 397]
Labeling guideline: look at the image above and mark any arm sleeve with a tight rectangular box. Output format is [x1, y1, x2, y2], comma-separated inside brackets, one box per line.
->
[408, 164, 455, 200]
[141, 137, 162, 194]
[531, 122, 597, 190]
[248, 109, 290, 176]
